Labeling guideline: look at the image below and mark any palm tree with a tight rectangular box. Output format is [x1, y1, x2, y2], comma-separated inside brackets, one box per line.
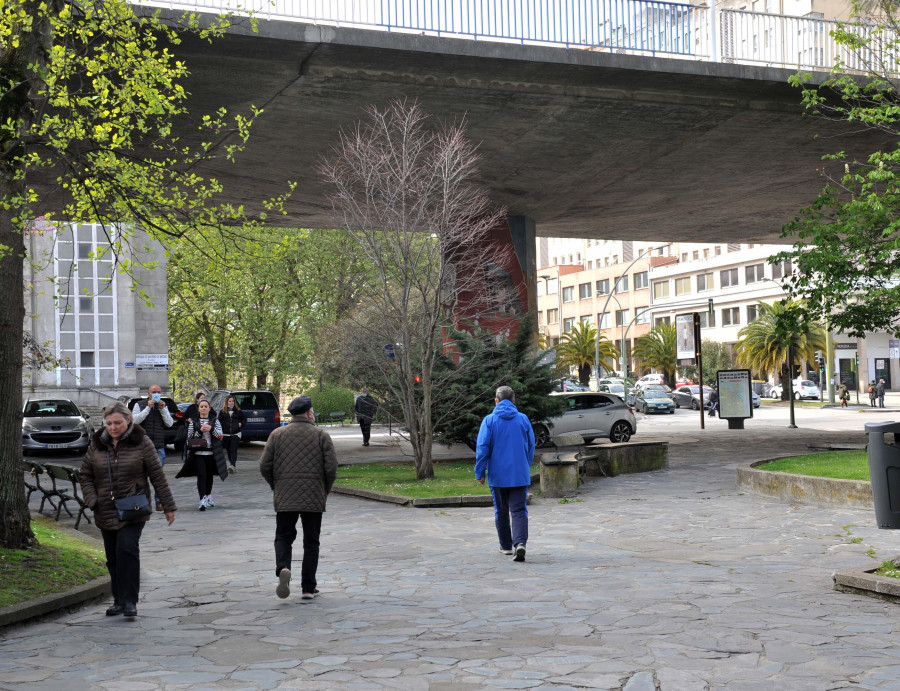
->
[556, 321, 618, 385]
[733, 300, 826, 395]
[633, 322, 677, 388]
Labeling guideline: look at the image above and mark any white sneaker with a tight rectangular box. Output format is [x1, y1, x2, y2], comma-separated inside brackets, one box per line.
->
[198, 496, 207, 511]
[498, 546, 513, 555]
[276, 568, 291, 599]
[206, 496, 215, 508]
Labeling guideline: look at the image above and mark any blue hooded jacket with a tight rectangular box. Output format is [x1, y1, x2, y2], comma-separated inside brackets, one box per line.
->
[474, 399, 535, 487]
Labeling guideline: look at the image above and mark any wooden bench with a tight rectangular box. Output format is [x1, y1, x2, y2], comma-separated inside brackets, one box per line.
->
[44, 464, 93, 530]
[21, 460, 63, 516]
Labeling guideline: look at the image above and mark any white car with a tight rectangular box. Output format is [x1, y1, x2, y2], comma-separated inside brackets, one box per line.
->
[770, 379, 821, 400]
[636, 374, 666, 387]
[534, 392, 637, 446]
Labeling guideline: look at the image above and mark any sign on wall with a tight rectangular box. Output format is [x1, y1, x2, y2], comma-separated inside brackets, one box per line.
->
[135, 353, 169, 371]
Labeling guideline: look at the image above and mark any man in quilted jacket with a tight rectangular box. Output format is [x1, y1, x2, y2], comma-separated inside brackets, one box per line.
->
[260, 396, 338, 600]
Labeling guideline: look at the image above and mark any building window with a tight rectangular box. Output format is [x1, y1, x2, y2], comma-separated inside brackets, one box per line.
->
[547, 308, 558, 324]
[563, 317, 575, 333]
[562, 286, 574, 302]
[634, 271, 648, 289]
[587, 260, 593, 270]
[597, 312, 610, 329]
[653, 281, 670, 299]
[576, 252, 581, 262]
[616, 309, 629, 327]
[614, 275, 629, 292]
[80, 351, 95, 368]
[681, 252, 688, 262]
[596, 279, 609, 295]
[655, 316, 671, 326]
[674, 277, 691, 296]
[692, 250, 699, 260]
[579, 282, 592, 299]
[771, 259, 792, 279]
[580, 314, 593, 325]
[745, 263, 765, 283]
[79, 296, 93, 313]
[703, 248, 709, 258]
[635, 307, 651, 324]
[714, 246, 722, 256]
[538, 311, 544, 326]
[722, 307, 740, 326]
[699, 311, 715, 328]
[747, 304, 759, 322]
[697, 273, 713, 292]
[720, 268, 738, 287]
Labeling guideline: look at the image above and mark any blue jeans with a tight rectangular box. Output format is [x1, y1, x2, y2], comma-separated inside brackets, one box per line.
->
[490, 486, 528, 550]
[154, 447, 166, 505]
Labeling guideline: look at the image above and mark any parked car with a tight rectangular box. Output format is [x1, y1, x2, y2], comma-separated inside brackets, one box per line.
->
[752, 391, 761, 408]
[597, 383, 626, 397]
[207, 389, 281, 441]
[676, 378, 696, 387]
[671, 385, 714, 410]
[22, 399, 93, 454]
[633, 386, 676, 414]
[552, 378, 590, 392]
[533, 392, 636, 447]
[636, 373, 666, 387]
[597, 377, 626, 387]
[769, 379, 821, 401]
[126, 396, 186, 450]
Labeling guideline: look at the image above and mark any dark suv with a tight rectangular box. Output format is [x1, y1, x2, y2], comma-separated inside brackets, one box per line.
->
[207, 389, 281, 442]
[126, 396, 186, 449]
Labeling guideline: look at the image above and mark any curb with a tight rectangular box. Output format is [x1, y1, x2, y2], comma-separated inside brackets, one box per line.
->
[736, 459, 873, 509]
[833, 555, 900, 603]
[0, 516, 110, 630]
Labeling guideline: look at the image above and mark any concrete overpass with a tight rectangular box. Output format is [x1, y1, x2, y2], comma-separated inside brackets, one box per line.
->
[166, 15, 890, 244]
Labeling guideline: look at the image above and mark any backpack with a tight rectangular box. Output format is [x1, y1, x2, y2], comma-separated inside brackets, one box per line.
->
[869, 385, 875, 394]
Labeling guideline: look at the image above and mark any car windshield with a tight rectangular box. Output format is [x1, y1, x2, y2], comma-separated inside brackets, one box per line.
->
[643, 386, 666, 393]
[689, 387, 713, 393]
[25, 401, 79, 417]
[800, 381, 815, 387]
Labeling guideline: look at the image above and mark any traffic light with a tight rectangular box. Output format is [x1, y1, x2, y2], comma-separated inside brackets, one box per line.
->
[791, 363, 801, 378]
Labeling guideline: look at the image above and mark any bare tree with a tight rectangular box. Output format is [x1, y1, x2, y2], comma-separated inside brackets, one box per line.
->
[320, 101, 508, 480]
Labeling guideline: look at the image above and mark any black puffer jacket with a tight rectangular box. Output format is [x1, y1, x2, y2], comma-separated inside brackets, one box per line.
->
[80, 424, 176, 530]
[175, 411, 229, 481]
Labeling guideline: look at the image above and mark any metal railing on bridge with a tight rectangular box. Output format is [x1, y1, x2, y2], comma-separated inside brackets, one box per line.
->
[137, 0, 898, 72]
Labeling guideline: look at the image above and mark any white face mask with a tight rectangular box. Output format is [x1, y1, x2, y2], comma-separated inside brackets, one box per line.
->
[227, 404, 234, 410]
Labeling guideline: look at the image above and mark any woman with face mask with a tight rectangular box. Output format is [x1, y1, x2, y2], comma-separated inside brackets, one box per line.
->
[176, 399, 228, 510]
[219, 396, 245, 474]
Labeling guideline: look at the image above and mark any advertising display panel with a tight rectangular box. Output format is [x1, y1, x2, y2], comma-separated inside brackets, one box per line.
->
[717, 369, 752, 419]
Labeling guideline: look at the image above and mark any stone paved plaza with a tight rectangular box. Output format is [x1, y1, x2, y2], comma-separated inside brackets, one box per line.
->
[3, 426, 900, 690]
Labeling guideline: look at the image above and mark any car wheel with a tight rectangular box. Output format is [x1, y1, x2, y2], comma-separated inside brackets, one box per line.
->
[674, 399, 680, 409]
[533, 423, 551, 448]
[609, 421, 632, 443]
[691, 399, 699, 411]
[794, 391, 801, 401]
[669, 408, 675, 414]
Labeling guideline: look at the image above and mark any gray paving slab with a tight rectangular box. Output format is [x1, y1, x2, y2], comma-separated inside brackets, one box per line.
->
[6, 426, 900, 689]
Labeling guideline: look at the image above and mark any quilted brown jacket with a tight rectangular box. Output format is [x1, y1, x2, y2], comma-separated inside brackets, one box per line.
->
[79, 424, 176, 531]
[259, 417, 337, 512]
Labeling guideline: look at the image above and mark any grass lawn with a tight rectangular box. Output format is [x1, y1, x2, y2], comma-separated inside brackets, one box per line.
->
[0, 516, 107, 609]
[336, 461, 539, 499]
[761, 451, 869, 481]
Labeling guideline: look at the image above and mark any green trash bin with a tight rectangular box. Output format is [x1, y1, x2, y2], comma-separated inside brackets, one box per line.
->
[864, 421, 900, 529]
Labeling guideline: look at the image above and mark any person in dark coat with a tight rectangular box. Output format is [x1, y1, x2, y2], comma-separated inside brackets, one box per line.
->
[353, 388, 377, 446]
[79, 401, 176, 619]
[176, 399, 228, 510]
[260, 396, 337, 600]
[219, 395, 245, 473]
[876, 378, 887, 408]
[132, 383, 174, 511]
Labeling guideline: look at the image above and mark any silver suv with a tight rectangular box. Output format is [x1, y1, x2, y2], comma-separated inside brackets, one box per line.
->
[534, 392, 637, 446]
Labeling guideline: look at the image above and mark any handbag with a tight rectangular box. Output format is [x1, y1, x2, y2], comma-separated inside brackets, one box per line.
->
[187, 437, 209, 450]
[106, 451, 153, 522]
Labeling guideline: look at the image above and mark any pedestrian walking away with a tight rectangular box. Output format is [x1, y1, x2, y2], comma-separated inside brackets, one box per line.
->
[869, 380, 878, 407]
[132, 383, 174, 511]
[176, 399, 228, 510]
[708, 385, 719, 418]
[354, 387, 377, 446]
[876, 378, 887, 408]
[78, 401, 176, 619]
[219, 395, 245, 473]
[837, 382, 849, 408]
[260, 395, 338, 600]
[474, 385, 536, 563]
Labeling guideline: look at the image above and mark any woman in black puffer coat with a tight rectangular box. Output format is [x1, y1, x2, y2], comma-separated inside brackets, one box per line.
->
[176, 398, 228, 510]
[80, 401, 176, 619]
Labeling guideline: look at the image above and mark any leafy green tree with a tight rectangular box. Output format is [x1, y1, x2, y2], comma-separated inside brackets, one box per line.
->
[430, 315, 566, 451]
[556, 322, 618, 385]
[733, 301, 826, 394]
[633, 322, 677, 388]
[0, 1, 291, 548]
[701, 340, 735, 379]
[777, 0, 900, 336]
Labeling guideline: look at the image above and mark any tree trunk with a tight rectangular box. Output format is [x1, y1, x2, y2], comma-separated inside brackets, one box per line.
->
[578, 363, 591, 386]
[0, 206, 35, 549]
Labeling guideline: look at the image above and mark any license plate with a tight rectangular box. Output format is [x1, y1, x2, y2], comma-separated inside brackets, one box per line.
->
[44, 443, 73, 449]
[247, 417, 265, 422]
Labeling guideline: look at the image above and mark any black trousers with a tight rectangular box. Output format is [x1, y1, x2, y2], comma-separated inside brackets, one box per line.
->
[224, 435, 239, 467]
[359, 419, 372, 444]
[275, 511, 322, 593]
[101, 521, 145, 605]
[195, 453, 216, 497]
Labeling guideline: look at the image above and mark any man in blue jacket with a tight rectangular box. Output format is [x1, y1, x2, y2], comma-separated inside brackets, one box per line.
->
[475, 386, 536, 562]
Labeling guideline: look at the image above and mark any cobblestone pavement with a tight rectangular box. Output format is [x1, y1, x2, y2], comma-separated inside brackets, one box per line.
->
[4, 426, 900, 690]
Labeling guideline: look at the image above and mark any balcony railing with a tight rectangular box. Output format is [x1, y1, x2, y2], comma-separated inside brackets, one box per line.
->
[136, 0, 896, 72]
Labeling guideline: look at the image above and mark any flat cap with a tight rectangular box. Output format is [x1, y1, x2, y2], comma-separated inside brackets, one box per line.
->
[288, 396, 312, 415]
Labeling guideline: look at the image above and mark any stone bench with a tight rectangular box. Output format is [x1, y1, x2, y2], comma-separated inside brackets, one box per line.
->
[578, 441, 669, 477]
[539, 433, 584, 498]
